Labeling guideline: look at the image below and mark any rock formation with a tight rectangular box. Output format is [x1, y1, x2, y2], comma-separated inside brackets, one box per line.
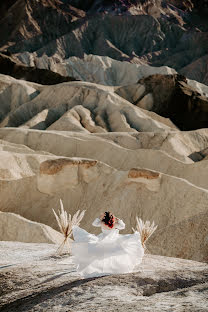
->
[1, 0, 208, 85]
[137, 74, 208, 130]
[1, 63, 208, 131]
[148, 211, 208, 262]
[0, 53, 77, 85]
[0, 212, 63, 244]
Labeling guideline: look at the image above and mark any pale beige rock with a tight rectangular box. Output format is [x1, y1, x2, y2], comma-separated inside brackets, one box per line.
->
[0, 83, 36, 125]
[35, 158, 208, 236]
[38, 158, 99, 193]
[0, 146, 54, 180]
[108, 110, 137, 132]
[0, 74, 42, 127]
[0, 73, 43, 93]
[60, 55, 177, 86]
[71, 106, 106, 133]
[128, 168, 161, 191]
[47, 109, 89, 132]
[0, 137, 207, 264]
[1, 79, 172, 132]
[0, 132, 207, 262]
[0, 212, 63, 244]
[148, 211, 208, 263]
[3, 128, 208, 189]
[0, 139, 34, 154]
[1, 147, 208, 252]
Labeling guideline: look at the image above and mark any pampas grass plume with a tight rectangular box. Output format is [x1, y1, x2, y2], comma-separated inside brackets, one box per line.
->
[53, 199, 85, 254]
[132, 216, 158, 250]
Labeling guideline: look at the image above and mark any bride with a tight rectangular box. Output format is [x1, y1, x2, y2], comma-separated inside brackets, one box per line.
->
[71, 211, 144, 278]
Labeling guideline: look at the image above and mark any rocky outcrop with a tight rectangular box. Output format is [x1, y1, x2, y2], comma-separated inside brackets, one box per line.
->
[2, 127, 208, 184]
[1, 70, 208, 131]
[58, 55, 208, 95]
[0, 212, 63, 244]
[57, 55, 177, 86]
[0, 241, 207, 311]
[0, 75, 174, 131]
[180, 54, 208, 86]
[148, 211, 208, 262]
[0, 0, 85, 51]
[0, 54, 77, 85]
[137, 74, 208, 130]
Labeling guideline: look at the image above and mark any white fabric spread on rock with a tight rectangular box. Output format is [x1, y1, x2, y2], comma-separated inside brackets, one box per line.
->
[71, 218, 144, 278]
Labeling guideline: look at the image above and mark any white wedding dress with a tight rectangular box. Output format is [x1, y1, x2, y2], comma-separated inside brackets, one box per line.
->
[71, 218, 144, 278]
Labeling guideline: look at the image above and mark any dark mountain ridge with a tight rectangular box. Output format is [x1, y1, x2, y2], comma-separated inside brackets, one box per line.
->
[0, 0, 208, 84]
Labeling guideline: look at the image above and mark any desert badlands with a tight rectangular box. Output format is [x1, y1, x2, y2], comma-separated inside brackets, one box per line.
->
[0, 0, 208, 311]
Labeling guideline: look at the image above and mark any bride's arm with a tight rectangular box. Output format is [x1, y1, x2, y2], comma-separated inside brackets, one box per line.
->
[92, 218, 101, 227]
[115, 218, 125, 230]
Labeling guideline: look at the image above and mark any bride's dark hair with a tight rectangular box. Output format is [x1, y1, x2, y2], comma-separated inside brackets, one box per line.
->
[101, 211, 115, 228]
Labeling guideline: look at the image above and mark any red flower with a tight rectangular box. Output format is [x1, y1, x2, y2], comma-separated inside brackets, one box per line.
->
[107, 216, 115, 228]
[102, 211, 116, 228]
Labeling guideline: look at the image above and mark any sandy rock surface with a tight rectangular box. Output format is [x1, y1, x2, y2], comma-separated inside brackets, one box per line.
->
[0, 241, 207, 312]
[148, 211, 208, 262]
[0, 212, 63, 244]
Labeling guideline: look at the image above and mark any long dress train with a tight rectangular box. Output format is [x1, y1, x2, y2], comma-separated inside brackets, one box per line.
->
[71, 218, 144, 278]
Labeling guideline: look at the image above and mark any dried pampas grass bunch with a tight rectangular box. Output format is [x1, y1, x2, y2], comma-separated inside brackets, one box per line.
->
[132, 216, 158, 250]
[53, 199, 86, 254]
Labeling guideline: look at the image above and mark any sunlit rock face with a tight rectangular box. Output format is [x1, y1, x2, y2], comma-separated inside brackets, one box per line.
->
[1, 62, 208, 131]
[0, 211, 63, 244]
